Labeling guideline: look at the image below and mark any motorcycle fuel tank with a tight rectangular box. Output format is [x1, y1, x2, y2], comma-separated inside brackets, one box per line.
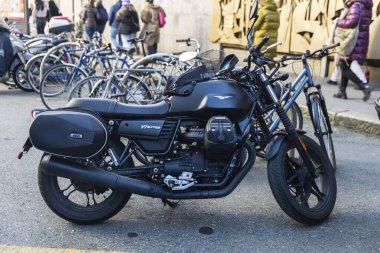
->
[168, 79, 253, 122]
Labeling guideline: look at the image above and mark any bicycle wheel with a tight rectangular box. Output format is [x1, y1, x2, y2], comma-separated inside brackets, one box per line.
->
[69, 76, 121, 100]
[310, 95, 337, 170]
[123, 75, 154, 104]
[26, 54, 62, 93]
[40, 64, 88, 109]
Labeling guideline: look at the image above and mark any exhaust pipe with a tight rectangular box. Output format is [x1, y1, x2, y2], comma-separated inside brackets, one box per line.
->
[39, 143, 255, 200]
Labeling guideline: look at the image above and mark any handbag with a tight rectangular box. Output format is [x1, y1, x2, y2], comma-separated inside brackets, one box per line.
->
[333, 5, 362, 56]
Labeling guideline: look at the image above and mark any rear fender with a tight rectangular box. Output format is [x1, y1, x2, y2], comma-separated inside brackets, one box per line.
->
[264, 130, 306, 161]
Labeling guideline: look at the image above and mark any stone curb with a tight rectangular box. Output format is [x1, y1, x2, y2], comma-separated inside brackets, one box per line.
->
[298, 105, 380, 137]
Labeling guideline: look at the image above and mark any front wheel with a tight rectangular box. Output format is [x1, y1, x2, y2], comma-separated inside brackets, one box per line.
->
[267, 135, 337, 225]
[13, 64, 33, 92]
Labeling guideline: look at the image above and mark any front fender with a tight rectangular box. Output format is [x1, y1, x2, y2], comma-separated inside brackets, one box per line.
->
[264, 130, 306, 161]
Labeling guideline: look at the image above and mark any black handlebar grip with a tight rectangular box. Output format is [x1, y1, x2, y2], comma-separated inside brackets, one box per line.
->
[325, 42, 340, 50]
[256, 36, 270, 51]
[176, 39, 190, 43]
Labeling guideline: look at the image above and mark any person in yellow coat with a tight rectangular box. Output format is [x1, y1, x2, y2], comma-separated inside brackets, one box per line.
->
[253, 0, 280, 63]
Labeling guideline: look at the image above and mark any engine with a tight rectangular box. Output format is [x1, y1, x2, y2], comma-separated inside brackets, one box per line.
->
[158, 116, 238, 190]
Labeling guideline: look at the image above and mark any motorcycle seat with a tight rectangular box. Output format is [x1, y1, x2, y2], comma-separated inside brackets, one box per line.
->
[65, 98, 170, 119]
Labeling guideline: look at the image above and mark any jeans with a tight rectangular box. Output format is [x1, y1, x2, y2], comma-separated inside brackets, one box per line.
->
[85, 27, 96, 40]
[110, 27, 122, 48]
[96, 25, 106, 35]
[0, 31, 13, 76]
[120, 33, 136, 49]
[148, 43, 158, 55]
[36, 17, 46, 34]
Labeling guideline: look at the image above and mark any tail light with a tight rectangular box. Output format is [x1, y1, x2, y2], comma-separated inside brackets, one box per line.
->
[31, 109, 44, 118]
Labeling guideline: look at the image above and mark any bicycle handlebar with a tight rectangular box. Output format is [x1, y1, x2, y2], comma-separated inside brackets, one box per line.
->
[279, 42, 341, 64]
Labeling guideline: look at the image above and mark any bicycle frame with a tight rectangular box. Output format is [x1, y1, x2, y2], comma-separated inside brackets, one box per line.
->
[267, 59, 316, 133]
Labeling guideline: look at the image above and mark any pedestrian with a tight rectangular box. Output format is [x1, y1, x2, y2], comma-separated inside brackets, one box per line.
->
[333, 0, 373, 102]
[109, 0, 123, 48]
[48, 0, 61, 18]
[96, 0, 108, 36]
[32, 0, 49, 34]
[116, 0, 140, 49]
[82, 0, 99, 40]
[0, 17, 13, 82]
[140, 0, 166, 55]
[253, 0, 280, 67]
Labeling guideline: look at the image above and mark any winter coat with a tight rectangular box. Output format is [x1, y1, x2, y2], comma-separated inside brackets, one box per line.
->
[83, 4, 99, 29]
[109, 1, 122, 28]
[116, 5, 140, 35]
[336, 0, 373, 63]
[140, 3, 165, 46]
[253, 0, 280, 59]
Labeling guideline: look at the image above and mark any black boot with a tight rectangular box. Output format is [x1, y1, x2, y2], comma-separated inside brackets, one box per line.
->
[333, 87, 347, 99]
[359, 83, 372, 102]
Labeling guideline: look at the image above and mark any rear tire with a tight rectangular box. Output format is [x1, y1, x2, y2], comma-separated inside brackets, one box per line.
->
[267, 135, 337, 225]
[38, 142, 134, 225]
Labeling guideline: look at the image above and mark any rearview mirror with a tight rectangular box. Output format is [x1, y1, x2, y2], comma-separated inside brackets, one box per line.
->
[249, 0, 259, 20]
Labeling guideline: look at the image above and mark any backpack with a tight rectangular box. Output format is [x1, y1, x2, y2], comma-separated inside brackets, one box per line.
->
[98, 7, 108, 24]
[158, 9, 166, 28]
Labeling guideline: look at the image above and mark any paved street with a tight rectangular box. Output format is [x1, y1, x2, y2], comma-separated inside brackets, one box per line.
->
[0, 85, 380, 253]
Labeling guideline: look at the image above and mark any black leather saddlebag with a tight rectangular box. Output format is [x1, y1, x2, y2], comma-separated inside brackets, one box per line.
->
[29, 110, 108, 158]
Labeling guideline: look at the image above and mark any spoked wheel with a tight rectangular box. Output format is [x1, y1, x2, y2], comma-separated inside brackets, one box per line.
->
[310, 95, 336, 170]
[26, 54, 62, 93]
[39, 64, 88, 109]
[267, 135, 337, 225]
[38, 143, 134, 224]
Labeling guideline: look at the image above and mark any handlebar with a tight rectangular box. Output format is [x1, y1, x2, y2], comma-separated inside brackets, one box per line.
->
[176, 39, 190, 43]
[279, 42, 341, 64]
[256, 36, 270, 51]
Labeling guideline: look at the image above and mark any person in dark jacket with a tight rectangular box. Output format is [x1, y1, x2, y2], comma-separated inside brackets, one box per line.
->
[333, 0, 373, 102]
[116, 0, 140, 49]
[96, 0, 108, 36]
[109, 0, 123, 48]
[48, 0, 61, 18]
[82, 0, 99, 40]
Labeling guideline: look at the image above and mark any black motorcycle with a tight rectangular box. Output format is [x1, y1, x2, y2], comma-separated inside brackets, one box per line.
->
[20, 1, 336, 226]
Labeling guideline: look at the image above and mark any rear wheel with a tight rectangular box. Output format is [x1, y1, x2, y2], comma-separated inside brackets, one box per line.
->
[38, 142, 134, 225]
[267, 135, 337, 225]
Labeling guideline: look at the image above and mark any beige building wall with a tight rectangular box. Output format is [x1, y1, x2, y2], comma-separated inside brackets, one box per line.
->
[58, 0, 379, 60]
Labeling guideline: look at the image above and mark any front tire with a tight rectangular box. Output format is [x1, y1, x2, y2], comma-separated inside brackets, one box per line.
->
[267, 135, 337, 225]
[38, 154, 132, 225]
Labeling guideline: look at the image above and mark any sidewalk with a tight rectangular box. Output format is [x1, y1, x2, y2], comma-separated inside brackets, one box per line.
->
[287, 74, 380, 136]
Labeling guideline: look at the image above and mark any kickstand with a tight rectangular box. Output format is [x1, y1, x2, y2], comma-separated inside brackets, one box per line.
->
[161, 198, 179, 208]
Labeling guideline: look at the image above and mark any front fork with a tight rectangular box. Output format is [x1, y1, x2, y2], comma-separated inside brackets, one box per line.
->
[258, 69, 319, 178]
